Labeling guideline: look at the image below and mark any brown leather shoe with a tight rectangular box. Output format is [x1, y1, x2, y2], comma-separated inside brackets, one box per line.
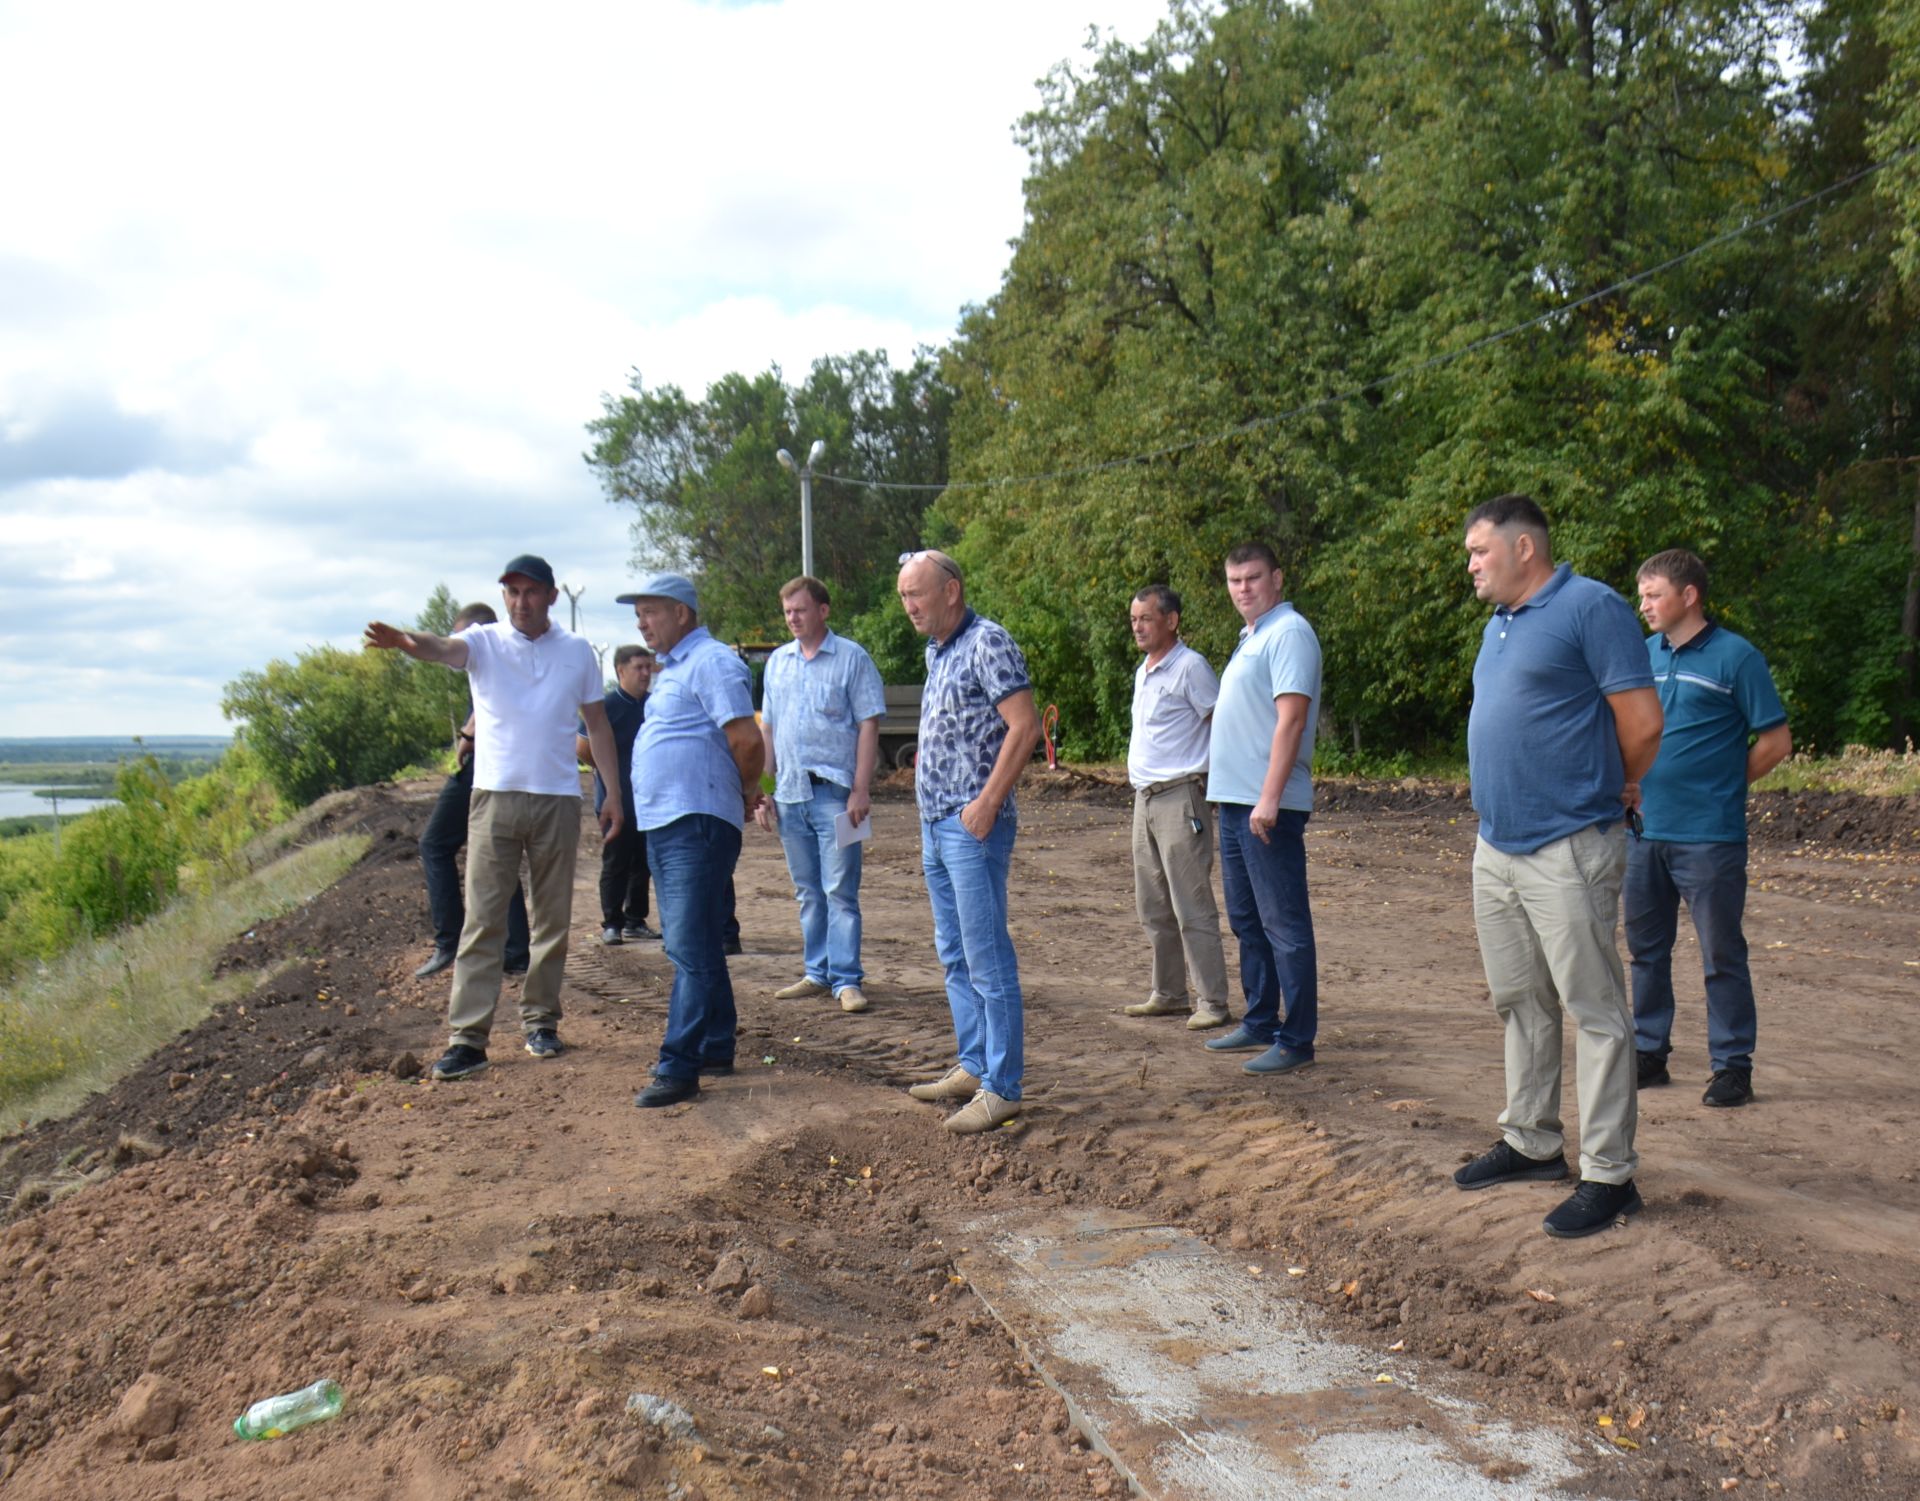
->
[773, 977, 829, 1000]
[836, 985, 870, 1013]
[906, 1066, 980, 1102]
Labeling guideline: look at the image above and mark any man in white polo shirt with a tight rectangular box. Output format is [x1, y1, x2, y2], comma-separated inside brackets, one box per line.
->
[365, 554, 624, 1081]
[1124, 584, 1231, 1030]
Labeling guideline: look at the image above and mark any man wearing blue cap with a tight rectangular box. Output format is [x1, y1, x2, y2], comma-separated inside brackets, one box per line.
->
[366, 554, 624, 1081]
[621, 572, 765, 1109]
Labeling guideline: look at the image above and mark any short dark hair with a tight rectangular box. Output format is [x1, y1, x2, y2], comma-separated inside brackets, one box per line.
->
[1638, 548, 1709, 604]
[613, 644, 652, 670]
[453, 602, 497, 631]
[1133, 584, 1182, 617]
[1225, 542, 1281, 570]
[780, 575, 830, 606]
[1465, 493, 1551, 544]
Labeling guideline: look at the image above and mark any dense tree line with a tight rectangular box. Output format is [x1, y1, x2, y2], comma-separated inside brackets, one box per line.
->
[588, 0, 1918, 759]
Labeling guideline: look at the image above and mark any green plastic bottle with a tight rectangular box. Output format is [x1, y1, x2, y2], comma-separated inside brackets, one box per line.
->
[233, 1378, 344, 1440]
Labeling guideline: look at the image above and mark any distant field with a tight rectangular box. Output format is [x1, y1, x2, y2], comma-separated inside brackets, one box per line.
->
[0, 736, 229, 768]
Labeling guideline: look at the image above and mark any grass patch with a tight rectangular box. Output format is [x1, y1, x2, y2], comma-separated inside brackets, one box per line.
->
[1754, 743, 1920, 797]
[0, 832, 369, 1133]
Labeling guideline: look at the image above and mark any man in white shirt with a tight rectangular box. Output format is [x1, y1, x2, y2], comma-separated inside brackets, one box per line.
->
[365, 554, 624, 1081]
[1125, 585, 1231, 1030]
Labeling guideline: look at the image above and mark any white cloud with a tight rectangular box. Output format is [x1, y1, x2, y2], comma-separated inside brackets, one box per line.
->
[0, 0, 1169, 735]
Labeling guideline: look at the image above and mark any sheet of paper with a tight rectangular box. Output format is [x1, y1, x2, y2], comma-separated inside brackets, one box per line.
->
[834, 809, 872, 849]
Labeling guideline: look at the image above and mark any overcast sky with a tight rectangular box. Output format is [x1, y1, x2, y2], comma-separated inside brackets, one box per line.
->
[0, 0, 1169, 737]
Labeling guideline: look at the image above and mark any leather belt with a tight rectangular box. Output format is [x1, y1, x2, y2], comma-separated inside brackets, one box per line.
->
[1136, 772, 1205, 798]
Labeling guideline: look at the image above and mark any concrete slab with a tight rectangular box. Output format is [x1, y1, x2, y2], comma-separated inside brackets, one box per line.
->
[957, 1209, 1608, 1500]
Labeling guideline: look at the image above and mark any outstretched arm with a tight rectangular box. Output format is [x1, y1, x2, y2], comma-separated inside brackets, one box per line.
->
[364, 622, 469, 670]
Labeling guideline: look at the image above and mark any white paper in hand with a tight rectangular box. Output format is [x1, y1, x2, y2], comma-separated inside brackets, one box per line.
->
[834, 809, 871, 849]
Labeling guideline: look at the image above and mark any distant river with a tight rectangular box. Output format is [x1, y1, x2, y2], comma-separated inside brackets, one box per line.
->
[0, 786, 116, 820]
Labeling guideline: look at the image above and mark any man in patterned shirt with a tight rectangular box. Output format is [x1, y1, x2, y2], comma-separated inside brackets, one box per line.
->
[896, 549, 1042, 1133]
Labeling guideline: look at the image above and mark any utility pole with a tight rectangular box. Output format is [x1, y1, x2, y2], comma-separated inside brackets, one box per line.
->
[562, 584, 586, 633]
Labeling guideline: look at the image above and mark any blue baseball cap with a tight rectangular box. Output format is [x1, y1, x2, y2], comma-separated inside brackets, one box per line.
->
[616, 572, 699, 612]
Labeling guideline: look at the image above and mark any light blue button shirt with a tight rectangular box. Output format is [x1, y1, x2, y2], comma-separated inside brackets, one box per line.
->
[763, 629, 887, 804]
[630, 626, 756, 832]
[1205, 601, 1321, 811]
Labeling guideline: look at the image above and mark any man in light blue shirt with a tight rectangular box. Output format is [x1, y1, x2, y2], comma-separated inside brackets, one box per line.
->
[754, 575, 887, 1015]
[1203, 542, 1322, 1078]
[619, 573, 764, 1110]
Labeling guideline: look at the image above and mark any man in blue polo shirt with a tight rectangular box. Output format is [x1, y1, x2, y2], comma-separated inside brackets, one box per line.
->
[1203, 542, 1322, 1077]
[1627, 549, 1791, 1108]
[1455, 495, 1663, 1239]
[620, 573, 764, 1110]
[896, 549, 1041, 1134]
[756, 575, 888, 1015]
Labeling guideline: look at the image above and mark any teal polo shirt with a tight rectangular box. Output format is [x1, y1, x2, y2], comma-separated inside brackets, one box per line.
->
[1639, 622, 1787, 844]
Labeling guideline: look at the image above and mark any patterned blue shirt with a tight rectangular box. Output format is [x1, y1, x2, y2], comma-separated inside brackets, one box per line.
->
[763, 629, 887, 804]
[630, 626, 756, 833]
[915, 611, 1032, 822]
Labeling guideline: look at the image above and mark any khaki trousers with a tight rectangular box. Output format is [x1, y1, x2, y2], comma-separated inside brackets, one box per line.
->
[1131, 779, 1229, 1010]
[448, 790, 582, 1048]
[1472, 823, 1637, 1183]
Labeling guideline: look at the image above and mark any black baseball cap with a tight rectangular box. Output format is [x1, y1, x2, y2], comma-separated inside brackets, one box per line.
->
[498, 554, 556, 588]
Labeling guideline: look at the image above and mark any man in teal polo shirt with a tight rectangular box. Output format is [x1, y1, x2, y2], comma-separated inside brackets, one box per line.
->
[1627, 549, 1791, 1109]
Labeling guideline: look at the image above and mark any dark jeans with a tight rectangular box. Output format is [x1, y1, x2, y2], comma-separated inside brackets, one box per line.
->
[1625, 838, 1756, 1071]
[649, 814, 743, 1080]
[420, 763, 529, 968]
[1216, 804, 1319, 1054]
[598, 820, 650, 928]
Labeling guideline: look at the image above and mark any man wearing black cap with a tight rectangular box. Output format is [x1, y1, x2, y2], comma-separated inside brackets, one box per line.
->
[366, 555, 624, 1081]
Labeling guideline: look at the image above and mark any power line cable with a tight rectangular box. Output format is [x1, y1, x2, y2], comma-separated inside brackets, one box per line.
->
[818, 148, 1914, 495]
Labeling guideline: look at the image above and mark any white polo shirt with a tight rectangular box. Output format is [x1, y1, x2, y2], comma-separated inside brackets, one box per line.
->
[1128, 641, 1220, 789]
[463, 621, 603, 797]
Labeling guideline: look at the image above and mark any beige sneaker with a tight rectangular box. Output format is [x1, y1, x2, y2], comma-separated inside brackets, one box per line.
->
[1124, 995, 1190, 1018]
[773, 977, 829, 1000]
[906, 1065, 980, 1102]
[1187, 1005, 1231, 1031]
[836, 985, 869, 1013]
[943, 1089, 1020, 1134]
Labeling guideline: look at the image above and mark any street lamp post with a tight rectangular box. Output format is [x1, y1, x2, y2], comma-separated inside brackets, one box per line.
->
[775, 439, 826, 578]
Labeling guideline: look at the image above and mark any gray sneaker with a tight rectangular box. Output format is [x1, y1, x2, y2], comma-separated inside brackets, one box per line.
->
[599, 927, 623, 946]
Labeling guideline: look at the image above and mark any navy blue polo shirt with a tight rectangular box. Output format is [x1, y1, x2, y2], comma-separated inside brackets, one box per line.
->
[1639, 623, 1786, 843]
[1468, 564, 1653, 854]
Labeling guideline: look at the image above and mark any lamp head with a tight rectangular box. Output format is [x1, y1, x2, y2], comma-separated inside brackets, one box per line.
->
[806, 439, 826, 467]
[776, 448, 796, 472]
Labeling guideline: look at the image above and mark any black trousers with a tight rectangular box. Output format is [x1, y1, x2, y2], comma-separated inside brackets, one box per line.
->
[598, 821, 651, 928]
[420, 762, 530, 966]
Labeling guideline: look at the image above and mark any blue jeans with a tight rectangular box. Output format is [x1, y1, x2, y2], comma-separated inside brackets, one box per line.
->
[777, 782, 864, 991]
[648, 814, 743, 1081]
[1216, 804, 1319, 1054]
[921, 808, 1023, 1099]
[1625, 838, 1755, 1071]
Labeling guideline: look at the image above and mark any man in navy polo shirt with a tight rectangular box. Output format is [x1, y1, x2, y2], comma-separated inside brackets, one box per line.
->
[575, 645, 658, 945]
[1627, 549, 1791, 1108]
[896, 549, 1041, 1134]
[1455, 495, 1664, 1239]
[622, 573, 764, 1110]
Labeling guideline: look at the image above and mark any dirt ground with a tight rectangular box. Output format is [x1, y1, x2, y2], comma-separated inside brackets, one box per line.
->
[0, 772, 1915, 1500]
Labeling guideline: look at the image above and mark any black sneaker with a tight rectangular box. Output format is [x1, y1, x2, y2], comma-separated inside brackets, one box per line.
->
[623, 922, 660, 941]
[430, 1044, 488, 1081]
[1636, 1050, 1670, 1088]
[635, 1075, 699, 1108]
[1543, 1179, 1643, 1238]
[414, 948, 456, 979]
[524, 1029, 565, 1060]
[1702, 1068, 1753, 1107]
[1453, 1139, 1570, 1191]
